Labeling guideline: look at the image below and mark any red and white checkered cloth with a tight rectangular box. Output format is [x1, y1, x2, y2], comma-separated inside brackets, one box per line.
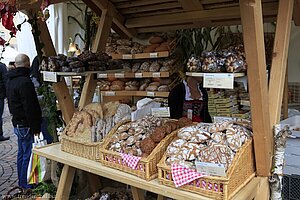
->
[120, 153, 141, 169]
[171, 164, 205, 187]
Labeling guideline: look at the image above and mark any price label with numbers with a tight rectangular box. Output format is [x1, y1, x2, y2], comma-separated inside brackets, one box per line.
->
[152, 72, 161, 77]
[151, 107, 170, 118]
[135, 73, 143, 78]
[203, 73, 234, 89]
[149, 52, 158, 58]
[122, 54, 133, 59]
[98, 73, 108, 78]
[147, 92, 155, 97]
[104, 91, 116, 96]
[115, 73, 125, 78]
[195, 161, 226, 177]
[43, 71, 57, 82]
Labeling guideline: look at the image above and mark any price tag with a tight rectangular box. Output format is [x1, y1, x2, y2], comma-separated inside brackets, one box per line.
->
[187, 109, 193, 120]
[152, 72, 161, 77]
[149, 52, 158, 58]
[98, 73, 108, 79]
[104, 91, 116, 96]
[151, 107, 170, 118]
[115, 73, 125, 78]
[122, 54, 133, 59]
[203, 73, 234, 89]
[147, 92, 155, 97]
[195, 161, 226, 177]
[43, 71, 57, 82]
[135, 73, 143, 78]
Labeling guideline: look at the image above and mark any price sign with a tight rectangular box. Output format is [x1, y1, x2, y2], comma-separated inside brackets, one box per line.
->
[98, 73, 108, 79]
[151, 107, 170, 118]
[104, 91, 116, 96]
[203, 73, 234, 89]
[122, 54, 133, 59]
[43, 71, 57, 82]
[152, 72, 161, 77]
[195, 161, 226, 177]
[147, 92, 155, 97]
[135, 73, 143, 78]
[115, 73, 125, 78]
[149, 52, 158, 58]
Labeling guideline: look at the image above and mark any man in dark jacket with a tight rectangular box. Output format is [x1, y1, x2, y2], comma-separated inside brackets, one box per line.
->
[0, 62, 9, 141]
[6, 54, 42, 189]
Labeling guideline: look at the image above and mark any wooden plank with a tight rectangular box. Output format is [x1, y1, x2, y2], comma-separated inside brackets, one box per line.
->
[178, 0, 204, 10]
[283, 71, 289, 119]
[120, 2, 181, 14]
[37, 19, 57, 56]
[240, 0, 273, 177]
[97, 71, 171, 79]
[55, 165, 75, 200]
[293, 0, 300, 25]
[126, 8, 184, 19]
[111, 51, 169, 59]
[52, 79, 75, 124]
[254, 177, 269, 200]
[157, 195, 166, 200]
[78, 74, 97, 110]
[101, 91, 170, 98]
[125, 2, 278, 28]
[92, 8, 113, 52]
[269, 0, 294, 125]
[115, 0, 176, 9]
[131, 187, 145, 200]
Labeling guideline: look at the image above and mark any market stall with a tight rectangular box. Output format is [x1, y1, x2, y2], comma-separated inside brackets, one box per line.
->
[17, 0, 300, 199]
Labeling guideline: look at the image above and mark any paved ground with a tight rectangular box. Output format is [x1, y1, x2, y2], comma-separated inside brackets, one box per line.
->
[0, 102, 18, 196]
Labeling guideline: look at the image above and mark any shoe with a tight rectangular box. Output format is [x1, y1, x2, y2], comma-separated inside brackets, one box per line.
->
[0, 136, 10, 141]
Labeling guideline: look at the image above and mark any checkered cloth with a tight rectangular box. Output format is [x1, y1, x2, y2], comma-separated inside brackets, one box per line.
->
[171, 164, 205, 187]
[120, 153, 141, 169]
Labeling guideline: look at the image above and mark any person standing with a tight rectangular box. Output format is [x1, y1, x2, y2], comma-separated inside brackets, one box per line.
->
[0, 62, 9, 141]
[6, 54, 42, 189]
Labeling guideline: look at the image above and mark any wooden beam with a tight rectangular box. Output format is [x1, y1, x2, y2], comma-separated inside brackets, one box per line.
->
[115, 0, 176, 9]
[37, 19, 57, 56]
[178, 0, 204, 10]
[119, 2, 181, 14]
[293, 0, 300, 25]
[78, 74, 97, 110]
[131, 187, 145, 200]
[269, 0, 294, 125]
[92, 8, 113, 52]
[283, 71, 289, 119]
[125, 2, 278, 28]
[52, 79, 75, 124]
[240, 0, 273, 177]
[55, 165, 76, 200]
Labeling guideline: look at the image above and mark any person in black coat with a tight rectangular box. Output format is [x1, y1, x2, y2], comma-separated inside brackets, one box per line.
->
[168, 76, 212, 123]
[0, 62, 9, 141]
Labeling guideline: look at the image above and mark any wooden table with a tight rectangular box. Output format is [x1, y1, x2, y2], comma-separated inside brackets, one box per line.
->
[33, 143, 266, 200]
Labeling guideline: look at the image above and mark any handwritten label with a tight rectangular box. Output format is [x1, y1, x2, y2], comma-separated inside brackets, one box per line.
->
[195, 161, 226, 177]
[151, 107, 170, 118]
[115, 73, 125, 78]
[149, 52, 158, 58]
[203, 73, 234, 89]
[152, 72, 161, 77]
[135, 73, 143, 78]
[98, 73, 108, 79]
[43, 71, 57, 82]
[104, 91, 116, 96]
[122, 54, 133, 59]
[147, 92, 155, 97]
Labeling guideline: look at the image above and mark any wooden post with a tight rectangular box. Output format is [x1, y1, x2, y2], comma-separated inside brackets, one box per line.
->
[283, 71, 289, 119]
[55, 165, 76, 200]
[131, 187, 145, 200]
[37, 19, 57, 57]
[78, 74, 97, 110]
[269, 0, 294, 125]
[52, 78, 75, 124]
[92, 8, 113, 52]
[239, 0, 273, 176]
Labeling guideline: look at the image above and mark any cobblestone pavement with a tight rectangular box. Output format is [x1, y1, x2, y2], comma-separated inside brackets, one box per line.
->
[0, 103, 18, 196]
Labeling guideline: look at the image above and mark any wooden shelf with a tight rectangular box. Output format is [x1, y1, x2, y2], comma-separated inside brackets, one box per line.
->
[98, 71, 171, 79]
[101, 90, 169, 97]
[111, 51, 169, 60]
[186, 72, 246, 78]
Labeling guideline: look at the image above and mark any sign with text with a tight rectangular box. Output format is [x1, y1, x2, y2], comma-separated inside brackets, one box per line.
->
[151, 107, 170, 118]
[203, 73, 234, 89]
[43, 71, 57, 82]
[195, 161, 226, 177]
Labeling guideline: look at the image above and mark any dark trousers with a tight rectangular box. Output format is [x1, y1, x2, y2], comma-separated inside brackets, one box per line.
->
[0, 98, 4, 136]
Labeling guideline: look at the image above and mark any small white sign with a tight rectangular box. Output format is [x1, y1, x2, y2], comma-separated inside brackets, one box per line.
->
[98, 73, 108, 79]
[122, 54, 133, 59]
[115, 73, 125, 78]
[149, 52, 158, 58]
[43, 71, 57, 82]
[151, 107, 170, 118]
[195, 161, 226, 177]
[152, 72, 161, 77]
[203, 73, 234, 89]
[147, 92, 155, 97]
[135, 73, 143, 78]
[104, 91, 116, 96]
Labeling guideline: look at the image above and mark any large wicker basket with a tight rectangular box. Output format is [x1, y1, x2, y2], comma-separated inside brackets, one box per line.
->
[100, 125, 178, 181]
[157, 138, 256, 200]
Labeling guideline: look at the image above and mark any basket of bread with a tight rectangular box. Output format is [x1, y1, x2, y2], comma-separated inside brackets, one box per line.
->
[157, 119, 255, 200]
[61, 101, 131, 160]
[100, 116, 194, 181]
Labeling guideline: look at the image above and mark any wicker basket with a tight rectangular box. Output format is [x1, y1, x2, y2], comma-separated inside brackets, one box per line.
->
[100, 127, 178, 181]
[157, 138, 256, 200]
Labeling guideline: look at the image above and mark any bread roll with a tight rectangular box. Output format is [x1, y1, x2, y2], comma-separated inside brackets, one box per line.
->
[149, 36, 164, 44]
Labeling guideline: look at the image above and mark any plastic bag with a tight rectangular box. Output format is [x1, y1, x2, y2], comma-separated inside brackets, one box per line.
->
[27, 133, 47, 184]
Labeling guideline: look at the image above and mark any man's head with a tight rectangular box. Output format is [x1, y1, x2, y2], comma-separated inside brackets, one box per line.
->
[15, 54, 30, 68]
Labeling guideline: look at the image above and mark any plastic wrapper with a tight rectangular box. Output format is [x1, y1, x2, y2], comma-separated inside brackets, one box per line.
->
[186, 55, 201, 72]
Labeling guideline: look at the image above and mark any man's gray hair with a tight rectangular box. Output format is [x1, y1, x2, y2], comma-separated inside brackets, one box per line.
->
[15, 54, 30, 68]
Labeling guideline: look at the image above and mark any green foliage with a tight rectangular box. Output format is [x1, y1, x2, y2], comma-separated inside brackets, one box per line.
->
[32, 182, 57, 196]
